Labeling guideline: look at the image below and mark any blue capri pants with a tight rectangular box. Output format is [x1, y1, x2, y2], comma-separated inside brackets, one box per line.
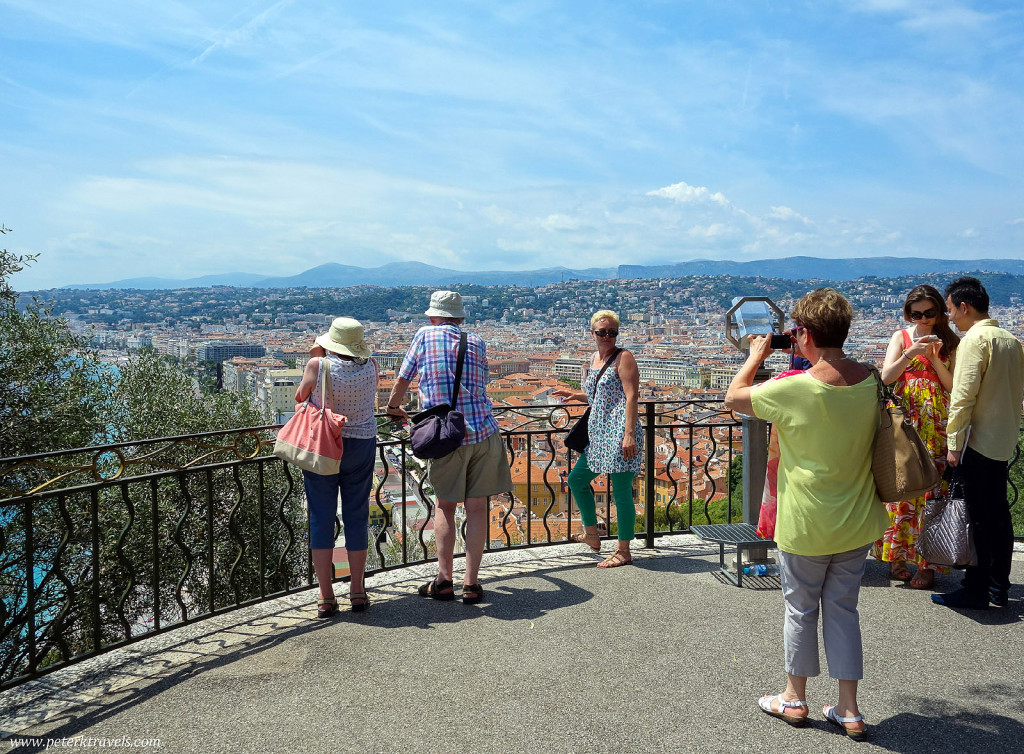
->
[302, 436, 377, 552]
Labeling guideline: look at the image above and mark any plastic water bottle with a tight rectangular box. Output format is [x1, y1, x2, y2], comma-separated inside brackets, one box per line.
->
[744, 563, 778, 576]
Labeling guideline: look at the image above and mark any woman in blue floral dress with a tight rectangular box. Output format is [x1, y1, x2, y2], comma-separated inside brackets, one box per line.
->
[553, 310, 643, 567]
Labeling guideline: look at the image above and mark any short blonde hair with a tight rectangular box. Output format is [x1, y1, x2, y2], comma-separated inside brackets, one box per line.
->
[590, 310, 620, 330]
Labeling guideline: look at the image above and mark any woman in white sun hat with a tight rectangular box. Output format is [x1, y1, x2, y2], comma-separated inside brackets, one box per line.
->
[294, 317, 378, 617]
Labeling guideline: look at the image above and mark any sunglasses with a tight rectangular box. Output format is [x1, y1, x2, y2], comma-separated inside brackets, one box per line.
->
[909, 308, 940, 320]
[592, 329, 619, 338]
[790, 325, 804, 337]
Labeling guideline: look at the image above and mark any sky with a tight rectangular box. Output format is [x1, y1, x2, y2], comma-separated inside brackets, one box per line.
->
[2, 0, 1024, 290]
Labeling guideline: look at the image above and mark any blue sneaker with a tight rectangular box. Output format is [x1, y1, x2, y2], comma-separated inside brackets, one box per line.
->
[931, 589, 989, 610]
[989, 589, 1009, 607]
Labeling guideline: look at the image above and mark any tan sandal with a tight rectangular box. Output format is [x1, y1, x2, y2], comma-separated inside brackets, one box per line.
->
[569, 532, 601, 552]
[889, 561, 912, 581]
[597, 550, 633, 568]
[910, 567, 935, 589]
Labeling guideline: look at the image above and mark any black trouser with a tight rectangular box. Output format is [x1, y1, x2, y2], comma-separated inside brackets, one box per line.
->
[961, 447, 1014, 598]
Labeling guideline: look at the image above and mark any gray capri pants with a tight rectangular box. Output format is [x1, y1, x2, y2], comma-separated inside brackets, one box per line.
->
[778, 544, 872, 680]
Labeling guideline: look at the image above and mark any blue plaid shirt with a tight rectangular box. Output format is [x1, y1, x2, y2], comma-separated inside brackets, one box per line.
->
[398, 324, 500, 445]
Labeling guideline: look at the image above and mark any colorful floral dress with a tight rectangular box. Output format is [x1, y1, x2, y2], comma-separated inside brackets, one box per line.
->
[872, 329, 950, 567]
[583, 352, 643, 475]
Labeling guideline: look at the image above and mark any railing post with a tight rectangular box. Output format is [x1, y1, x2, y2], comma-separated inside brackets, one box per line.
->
[741, 415, 769, 525]
[644, 401, 656, 548]
[741, 414, 770, 562]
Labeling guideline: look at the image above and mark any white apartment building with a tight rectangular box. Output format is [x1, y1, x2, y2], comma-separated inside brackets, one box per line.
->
[553, 357, 585, 384]
[634, 357, 702, 388]
[259, 368, 303, 422]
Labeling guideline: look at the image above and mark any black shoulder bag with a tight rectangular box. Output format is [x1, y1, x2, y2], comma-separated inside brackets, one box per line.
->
[563, 348, 621, 453]
[409, 332, 468, 459]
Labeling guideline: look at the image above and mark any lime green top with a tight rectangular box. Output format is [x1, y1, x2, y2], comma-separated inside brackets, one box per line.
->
[750, 373, 888, 556]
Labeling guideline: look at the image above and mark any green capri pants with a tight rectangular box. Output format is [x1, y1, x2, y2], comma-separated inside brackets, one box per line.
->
[567, 451, 636, 541]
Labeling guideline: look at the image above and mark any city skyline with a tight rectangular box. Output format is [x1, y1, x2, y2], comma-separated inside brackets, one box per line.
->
[3, 1, 1024, 290]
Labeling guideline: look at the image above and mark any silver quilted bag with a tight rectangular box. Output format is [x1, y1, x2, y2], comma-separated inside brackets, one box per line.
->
[916, 472, 977, 569]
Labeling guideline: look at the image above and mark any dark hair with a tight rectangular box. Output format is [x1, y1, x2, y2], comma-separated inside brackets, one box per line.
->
[903, 284, 959, 360]
[945, 276, 989, 314]
[790, 288, 853, 348]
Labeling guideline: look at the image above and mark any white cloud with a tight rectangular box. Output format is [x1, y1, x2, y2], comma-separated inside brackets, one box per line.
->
[767, 206, 813, 224]
[849, 0, 994, 31]
[540, 214, 582, 232]
[686, 223, 733, 240]
[646, 181, 730, 207]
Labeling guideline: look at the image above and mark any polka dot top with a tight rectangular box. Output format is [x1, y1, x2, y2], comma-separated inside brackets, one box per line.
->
[309, 355, 378, 439]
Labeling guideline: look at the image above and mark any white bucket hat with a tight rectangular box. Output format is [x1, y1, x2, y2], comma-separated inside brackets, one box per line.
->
[424, 290, 466, 319]
[315, 317, 372, 359]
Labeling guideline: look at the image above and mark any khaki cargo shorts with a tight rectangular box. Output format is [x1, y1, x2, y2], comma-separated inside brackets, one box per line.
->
[427, 431, 512, 502]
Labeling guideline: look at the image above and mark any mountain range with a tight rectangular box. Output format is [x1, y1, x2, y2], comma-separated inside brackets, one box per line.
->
[65, 257, 1024, 291]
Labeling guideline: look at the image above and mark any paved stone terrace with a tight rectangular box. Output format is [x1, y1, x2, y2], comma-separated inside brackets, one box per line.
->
[2, 535, 1023, 754]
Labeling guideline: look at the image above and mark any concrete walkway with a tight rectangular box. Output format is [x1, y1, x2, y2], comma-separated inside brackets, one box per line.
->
[2, 535, 1023, 754]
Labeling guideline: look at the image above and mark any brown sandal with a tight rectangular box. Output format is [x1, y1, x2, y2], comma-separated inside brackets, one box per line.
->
[910, 567, 935, 589]
[889, 562, 912, 581]
[418, 578, 455, 601]
[316, 596, 339, 618]
[598, 550, 633, 568]
[569, 532, 601, 552]
[349, 592, 370, 613]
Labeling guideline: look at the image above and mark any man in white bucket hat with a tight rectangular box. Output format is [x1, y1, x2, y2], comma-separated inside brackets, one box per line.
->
[386, 291, 512, 604]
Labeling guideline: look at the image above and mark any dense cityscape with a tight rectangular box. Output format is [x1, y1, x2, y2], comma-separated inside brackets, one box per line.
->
[43, 274, 1024, 420]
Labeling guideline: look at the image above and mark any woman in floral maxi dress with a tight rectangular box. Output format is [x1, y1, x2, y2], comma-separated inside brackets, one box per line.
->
[872, 285, 959, 589]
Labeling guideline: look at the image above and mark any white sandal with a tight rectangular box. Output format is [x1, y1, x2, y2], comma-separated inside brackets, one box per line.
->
[757, 693, 808, 726]
[824, 704, 867, 741]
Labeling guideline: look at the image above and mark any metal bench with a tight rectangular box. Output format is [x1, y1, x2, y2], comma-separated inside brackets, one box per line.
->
[690, 523, 777, 587]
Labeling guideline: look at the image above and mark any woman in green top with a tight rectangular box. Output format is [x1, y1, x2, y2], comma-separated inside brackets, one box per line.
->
[726, 288, 888, 742]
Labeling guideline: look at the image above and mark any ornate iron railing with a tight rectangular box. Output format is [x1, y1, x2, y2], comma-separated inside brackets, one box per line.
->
[0, 400, 1020, 690]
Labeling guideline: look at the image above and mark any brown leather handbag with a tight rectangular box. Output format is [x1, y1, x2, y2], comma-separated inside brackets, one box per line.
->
[865, 364, 941, 503]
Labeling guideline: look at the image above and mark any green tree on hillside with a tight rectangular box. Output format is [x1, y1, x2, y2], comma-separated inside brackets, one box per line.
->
[1, 236, 289, 684]
[0, 229, 115, 460]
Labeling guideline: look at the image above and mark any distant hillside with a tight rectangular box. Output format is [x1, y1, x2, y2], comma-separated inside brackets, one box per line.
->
[618, 257, 1024, 281]
[72, 272, 269, 290]
[251, 262, 614, 288]
[60, 256, 1024, 290]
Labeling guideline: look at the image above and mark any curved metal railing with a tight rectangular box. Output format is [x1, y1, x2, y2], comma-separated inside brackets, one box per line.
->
[1, 400, 1020, 690]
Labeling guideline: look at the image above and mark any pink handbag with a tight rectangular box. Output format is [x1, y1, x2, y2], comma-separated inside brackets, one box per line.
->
[273, 358, 346, 475]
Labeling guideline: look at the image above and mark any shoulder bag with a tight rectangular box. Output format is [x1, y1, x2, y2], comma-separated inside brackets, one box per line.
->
[274, 358, 347, 475]
[865, 364, 940, 503]
[916, 468, 977, 568]
[563, 348, 621, 453]
[409, 332, 468, 460]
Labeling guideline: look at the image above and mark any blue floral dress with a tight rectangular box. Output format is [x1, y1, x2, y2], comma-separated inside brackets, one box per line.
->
[583, 353, 643, 474]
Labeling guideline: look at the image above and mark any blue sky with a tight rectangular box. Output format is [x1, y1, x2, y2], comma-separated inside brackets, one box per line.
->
[3, 0, 1023, 290]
